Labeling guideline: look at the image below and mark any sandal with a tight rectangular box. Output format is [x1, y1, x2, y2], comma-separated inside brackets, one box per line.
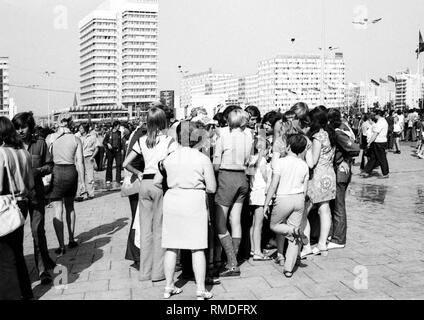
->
[283, 270, 293, 278]
[293, 227, 308, 246]
[196, 290, 213, 300]
[252, 254, 272, 261]
[163, 286, 183, 299]
[312, 246, 329, 257]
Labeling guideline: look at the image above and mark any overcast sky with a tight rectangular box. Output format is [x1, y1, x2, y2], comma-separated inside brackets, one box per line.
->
[1, 0, 424, 116]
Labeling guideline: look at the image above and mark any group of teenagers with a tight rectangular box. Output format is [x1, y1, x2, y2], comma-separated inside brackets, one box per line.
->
[120, 101, 360, 300]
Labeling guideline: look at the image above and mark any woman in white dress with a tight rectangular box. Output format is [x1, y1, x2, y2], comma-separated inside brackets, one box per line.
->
[155, 121, 217, 300]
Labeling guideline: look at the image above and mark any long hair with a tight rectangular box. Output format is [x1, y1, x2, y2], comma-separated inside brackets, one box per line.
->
[146, 107, 167, 149]
[12, 112, 36, 133]
[307, 106, 335, 147]
[290, 102, 310, 128]
[0, 116, 24, 149]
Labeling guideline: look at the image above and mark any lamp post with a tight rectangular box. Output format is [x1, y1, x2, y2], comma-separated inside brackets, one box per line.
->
[44, 71, 55, 127]
[318, 46, 339, 106]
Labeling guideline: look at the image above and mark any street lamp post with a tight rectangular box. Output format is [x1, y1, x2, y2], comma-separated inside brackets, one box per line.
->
[44, 71, 55, 127]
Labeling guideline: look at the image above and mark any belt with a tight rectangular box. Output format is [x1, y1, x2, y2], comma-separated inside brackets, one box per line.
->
[219, 169, 246, 173]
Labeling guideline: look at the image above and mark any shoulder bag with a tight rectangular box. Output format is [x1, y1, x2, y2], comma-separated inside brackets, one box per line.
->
[0, 147, 26, 237]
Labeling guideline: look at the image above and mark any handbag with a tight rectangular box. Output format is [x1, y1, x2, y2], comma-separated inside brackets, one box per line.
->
[120, 170, 141, 197]
[0, 148, 26, 237]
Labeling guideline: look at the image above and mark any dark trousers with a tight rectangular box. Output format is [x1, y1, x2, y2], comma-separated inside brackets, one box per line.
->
[125, 193, 140, 263]
[0, 201, 33, 300]
[95, 147, 105, 171]
[28, 197, 56, 276]
[330, 179, 350, 245]
[106, 148, 122, 182]
[387, 133, 394, 150]
[365, 142, 389, 176]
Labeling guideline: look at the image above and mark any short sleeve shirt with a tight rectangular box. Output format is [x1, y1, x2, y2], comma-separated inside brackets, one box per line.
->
[273, 155, 309, 196]
[373, 118, 388, 143]
[132, 135, 178, 175]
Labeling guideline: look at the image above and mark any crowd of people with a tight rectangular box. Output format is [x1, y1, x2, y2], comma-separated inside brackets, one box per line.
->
[0, 100, 416, 300]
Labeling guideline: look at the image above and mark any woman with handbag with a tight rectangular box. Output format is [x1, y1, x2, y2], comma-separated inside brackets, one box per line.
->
[0, 116, 35, 300]
[122, 124, 147, 271]
[327, 109, 360, 250]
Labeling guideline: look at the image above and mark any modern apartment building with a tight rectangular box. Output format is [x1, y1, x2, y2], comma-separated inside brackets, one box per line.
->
[258, 53, 345, 113]
[182, 53, 345, 116]
[180, 68, 233, 110]
[79, 0, 158, 122]
[0, 57, 9, 117]
[395, 70, 424, 109]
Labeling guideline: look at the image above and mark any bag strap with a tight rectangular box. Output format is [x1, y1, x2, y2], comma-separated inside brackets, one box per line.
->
[49, 132, 67, 154]
[0, 147, 16, 202]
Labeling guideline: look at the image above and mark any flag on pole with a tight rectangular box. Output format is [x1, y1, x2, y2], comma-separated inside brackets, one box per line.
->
[387, 75, 396, 82]
[371, 79, 380, 86]
[416, 31, 424, 58]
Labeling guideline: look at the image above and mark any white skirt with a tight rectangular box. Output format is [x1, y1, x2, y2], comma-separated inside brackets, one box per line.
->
[249, 188, 266, 206]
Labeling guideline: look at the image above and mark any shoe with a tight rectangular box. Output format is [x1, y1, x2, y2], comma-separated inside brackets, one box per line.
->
[40, 272, 53, 285]
[327, 242, 346, 250]
[106, 181, 111, 185]
[252, 254, 272, 261]
[196, 290, 213, 300]
[68, 241, 78, 249]
[163, 286, 183, 299]
[205, 277, 221, 286]
[312, 246, 329, 257]
[378, 175, 389, 179]
[360, 173, 372, 178]
[293, 227, 308, 245]
[54, 247, 66, 256]
[300, 248, 313, 259]
[274, 253, 285, 266]
[283, 270, 293, 278]
[418, 154, 424, 159]
[219, 266, 240, 277]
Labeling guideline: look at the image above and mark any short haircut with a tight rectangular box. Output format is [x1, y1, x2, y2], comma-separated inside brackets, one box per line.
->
[228, 109, 249, 130]
[287, 134, 307, 155]
[113, 121, 120, 128]
[12, 112, 36, 132]
[79, 123, 90, 133]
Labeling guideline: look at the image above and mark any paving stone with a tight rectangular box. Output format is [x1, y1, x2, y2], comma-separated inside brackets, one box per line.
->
[109, 277, 153, 290]
[295, 281, 354, 298]
[253, 286, 308, 300]
[335, 290, 394, 300]
[221, 277, 271, 293]
[85, 289, 131, 300]
[89, 269, 130, 281]
[61, 279, 109, 295]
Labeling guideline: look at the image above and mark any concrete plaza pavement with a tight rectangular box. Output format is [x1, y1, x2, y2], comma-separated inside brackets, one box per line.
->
[23, 142, 424, 300]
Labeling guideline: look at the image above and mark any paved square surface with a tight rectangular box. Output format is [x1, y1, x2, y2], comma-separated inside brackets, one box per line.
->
[24, 143, 424, 300]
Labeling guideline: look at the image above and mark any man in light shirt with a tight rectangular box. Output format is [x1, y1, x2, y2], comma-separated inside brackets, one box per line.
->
[362, 110, 389, 178]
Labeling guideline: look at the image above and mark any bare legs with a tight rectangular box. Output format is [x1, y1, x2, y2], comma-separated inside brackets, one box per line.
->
[164, 249, 208, 296]
[52, 200, 65, 249]
[302, 201, 331, 253]
[52, 197, 77, 249]
[250, 206, 264, 256]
